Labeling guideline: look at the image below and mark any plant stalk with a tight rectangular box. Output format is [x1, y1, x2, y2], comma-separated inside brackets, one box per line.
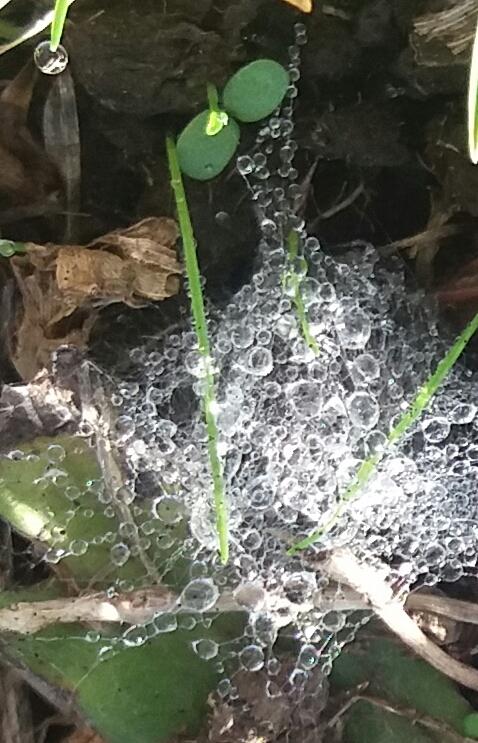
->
[165, 135, 229, 564]
[51, 0, 70, 51]
[286, 228, 320, 354]
[289, 310, 478, 554]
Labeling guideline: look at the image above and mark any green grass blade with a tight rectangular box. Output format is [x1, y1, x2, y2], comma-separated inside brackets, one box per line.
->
[50, 0, 69, 51]
[468, 15, 478, 164]
[289, 311, 478, 554]
[285, 229, 320, 355]
[166, 135, 229, 564]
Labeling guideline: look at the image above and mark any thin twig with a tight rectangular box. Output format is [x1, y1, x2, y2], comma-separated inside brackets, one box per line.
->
[407, 592, 478, 627]
[326, 549, 478, 692]
[0, 586, 176, 635]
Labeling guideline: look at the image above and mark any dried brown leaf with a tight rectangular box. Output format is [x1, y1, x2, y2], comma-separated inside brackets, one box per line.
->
[281, 0, 312, 13]
[9, 217, 181, 380]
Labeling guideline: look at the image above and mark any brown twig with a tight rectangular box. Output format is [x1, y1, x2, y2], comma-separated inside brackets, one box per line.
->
[407, 592, 478, 627]
[325, 549, 478, 692]
[0, 586, 176, 635]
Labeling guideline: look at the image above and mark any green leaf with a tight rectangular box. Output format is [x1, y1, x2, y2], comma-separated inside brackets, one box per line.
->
[343, 701, 438, 743]
[206, 109, 229, 136]
[0, 239, 26, 257]
[222, 59, 289, 123]
[0, 435, 188, 589]
[331, 637, 472, 735]
[177, 111, 240, 180]
[9, 619, 239, 743]
[464, 712, 478, 739]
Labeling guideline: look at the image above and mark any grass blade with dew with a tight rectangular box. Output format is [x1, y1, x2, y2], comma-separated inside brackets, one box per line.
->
[285, 228, 320, 355]
[50, 0, 69, 51]
[289, 310, 478, 554]
[166, 135, 229, 564]
[468, 14, 478, 164]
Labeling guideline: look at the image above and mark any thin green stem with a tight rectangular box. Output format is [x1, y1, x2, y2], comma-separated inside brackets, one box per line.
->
[286, 229, 320, 355]
[205, 82, 228, 136]
[288, 311, 478, 555]
[50, 0, 69, 51]
[166, 135, 229, 564]
[206, 82, 220, 114]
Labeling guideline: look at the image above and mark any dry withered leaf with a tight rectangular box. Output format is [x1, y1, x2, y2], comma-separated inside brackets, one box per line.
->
[9, 217, 181, 380]
[281, 0, 312, 13]
[0, 61, 62, 220]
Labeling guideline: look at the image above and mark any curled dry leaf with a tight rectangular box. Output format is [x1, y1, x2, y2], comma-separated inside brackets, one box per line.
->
[9, 217, 181, 380]
[281, 0, 313, 12]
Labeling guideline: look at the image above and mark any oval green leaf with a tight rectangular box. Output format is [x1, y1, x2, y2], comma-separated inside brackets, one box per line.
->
[222, 59, 289, 123]
[177, 111, 240, 181]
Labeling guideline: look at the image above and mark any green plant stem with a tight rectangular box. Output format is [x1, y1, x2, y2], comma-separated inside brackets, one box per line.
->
[286, 229, 320, 354]
[288, 310, 478, 555]
[165, 135, 229, 564]
[50, 0, 69, 51]
[206, 83, 220, 115]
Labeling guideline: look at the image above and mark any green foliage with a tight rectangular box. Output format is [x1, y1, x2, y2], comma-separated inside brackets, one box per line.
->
[331, 637, 472, 742]
[166, 136, 229, 564]
[177, 110, 240, 181]
[177, 59, 289, 180]
[0, 239, 26, 256]
[223, 59, 290, 123]
[9, 620, 237, 743]
[289, 310, 478, 554]
[0, 435, 243, 741]
[343, 703, 437, 743]
[464, 712, 478, 739]
[0, 435, 188, 588]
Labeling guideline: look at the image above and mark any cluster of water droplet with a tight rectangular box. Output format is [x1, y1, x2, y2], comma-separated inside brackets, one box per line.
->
[7, 21, 478, 720]
[98, 22, 478, 665]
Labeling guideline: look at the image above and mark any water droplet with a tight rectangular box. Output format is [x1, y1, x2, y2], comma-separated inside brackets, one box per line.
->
[180, 579, 219, 612]
[239, 644, 264, 671]
[192, 638, 218, 659]
[347, 392, 379, 429]
[110, 542, 130, 567]
[34, 41, 68, 74]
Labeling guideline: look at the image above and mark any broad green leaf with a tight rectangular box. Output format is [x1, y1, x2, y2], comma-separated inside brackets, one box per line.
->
[343, 701, 438, 743]
[331, 637, 471, 734]
[222, 59, 289, 123]
[177, 111, 240, 180]
[465, 712, 478, 738]
[9, 617, 243, 743]
[0, 435, 188, 589]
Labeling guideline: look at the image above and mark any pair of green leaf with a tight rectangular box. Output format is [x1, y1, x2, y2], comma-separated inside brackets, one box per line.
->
[177, 59, 290, 180]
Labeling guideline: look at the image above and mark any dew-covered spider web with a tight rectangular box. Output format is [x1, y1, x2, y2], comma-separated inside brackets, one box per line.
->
[5, 21, 478, 735]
